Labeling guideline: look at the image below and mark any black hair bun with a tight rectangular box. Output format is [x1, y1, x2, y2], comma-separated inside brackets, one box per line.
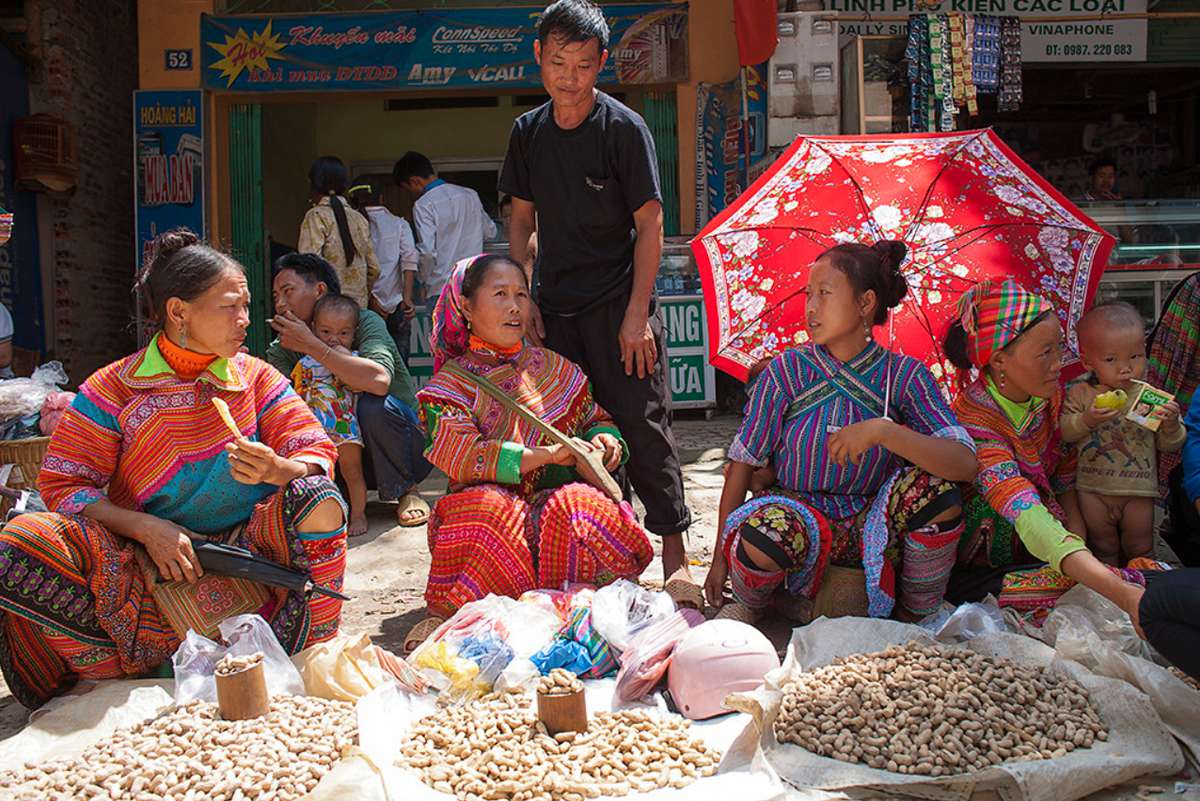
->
[872, 239, 909, 308]
[152, 228, 200, 261]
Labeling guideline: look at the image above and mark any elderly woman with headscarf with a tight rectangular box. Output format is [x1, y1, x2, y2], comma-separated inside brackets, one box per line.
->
[403, 255, 653, 653]
[945, 280, 1200, 680]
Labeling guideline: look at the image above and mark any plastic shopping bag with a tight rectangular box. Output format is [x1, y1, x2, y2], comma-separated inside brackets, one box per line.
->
[410, 594, 559, 700]
[171, 614, 305, 705]
[590, 579, 675, 654]
[614, 608, 704, 701]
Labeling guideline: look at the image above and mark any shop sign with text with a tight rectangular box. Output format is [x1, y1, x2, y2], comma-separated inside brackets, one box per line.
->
[134, 90, 205, 273]
[201, 4, 687, 92]
[695, 63, 767, 229]
[827, 0, 1147, 62]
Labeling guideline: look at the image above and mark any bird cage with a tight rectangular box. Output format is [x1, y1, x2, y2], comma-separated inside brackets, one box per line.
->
[13, 114, 78, 193]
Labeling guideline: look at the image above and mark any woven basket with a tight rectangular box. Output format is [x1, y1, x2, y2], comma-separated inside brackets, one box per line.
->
[811, 566, 870, 619]
[0, 436, 49, 515]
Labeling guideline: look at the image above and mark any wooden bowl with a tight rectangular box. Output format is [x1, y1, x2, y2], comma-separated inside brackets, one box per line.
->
[215, 661, 269, 721]
[536, 686, 588, 736]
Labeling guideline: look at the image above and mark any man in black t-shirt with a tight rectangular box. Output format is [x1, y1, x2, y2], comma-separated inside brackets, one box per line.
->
[500, 0, 694, 588]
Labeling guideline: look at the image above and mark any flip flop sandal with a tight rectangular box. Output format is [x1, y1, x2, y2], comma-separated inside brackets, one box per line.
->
[403, 616, 445, 657]
[714, 602, 760, 624]
[665, 568, 705, 613]
[396, 493, 430, 527]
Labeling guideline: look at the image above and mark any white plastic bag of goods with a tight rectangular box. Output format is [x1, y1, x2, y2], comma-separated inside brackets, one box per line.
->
[724, 617, 1184, 801]
[306, 677, 792, 801]
[0, 680, 173, 766]
[171, 613, 306, 705]
[1043, 585, 1200, 763]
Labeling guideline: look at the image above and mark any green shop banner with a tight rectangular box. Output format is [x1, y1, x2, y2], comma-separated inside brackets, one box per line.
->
[201, 4, 687, 92]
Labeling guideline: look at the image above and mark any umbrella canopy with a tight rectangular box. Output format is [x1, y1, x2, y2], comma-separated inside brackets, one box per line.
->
[691, 129, 1115, 392]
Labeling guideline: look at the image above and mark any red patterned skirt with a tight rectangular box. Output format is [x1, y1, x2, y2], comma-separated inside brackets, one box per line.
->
[424, 482, 653, 617]
[0, 477, 346, 708]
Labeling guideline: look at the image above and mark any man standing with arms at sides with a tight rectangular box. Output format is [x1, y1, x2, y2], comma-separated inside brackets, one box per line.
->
[393, 151, 497, 301]
[500, 0, 697, 599]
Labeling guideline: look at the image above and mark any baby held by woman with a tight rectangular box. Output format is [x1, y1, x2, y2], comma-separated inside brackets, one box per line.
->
[1062, 301, 1183, 566]
[291, 294, 369, 536]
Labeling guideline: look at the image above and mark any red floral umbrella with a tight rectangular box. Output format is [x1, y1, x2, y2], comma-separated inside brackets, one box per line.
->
[691, 129, 1115, 392]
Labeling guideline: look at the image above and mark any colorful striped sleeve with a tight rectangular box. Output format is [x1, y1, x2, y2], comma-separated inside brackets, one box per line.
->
[896, 358, 974, 451]
[728, 355, 790, 467]
[252, 360, 337, 477]
[38, 371, 123, 515]
[964, 425, 1043, 525]
[420, 399, 522, 486]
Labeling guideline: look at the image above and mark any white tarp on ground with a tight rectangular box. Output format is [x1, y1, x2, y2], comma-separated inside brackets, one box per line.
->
[307, 677, 789, 801]
[0, 614, 1195, 801]
[724, 617, 1185, 801]
[1041, 585, 1200, 764]
[0, 674, 788, 801]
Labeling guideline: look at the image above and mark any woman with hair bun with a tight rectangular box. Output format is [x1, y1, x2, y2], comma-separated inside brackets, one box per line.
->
[299, 156, 380, 309]
[704, 241, 978, 622]
[0, 229, 348, 708]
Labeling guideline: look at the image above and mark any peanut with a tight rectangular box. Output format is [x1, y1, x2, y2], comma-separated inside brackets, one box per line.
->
[397, 690, 721, 800]
[772, 642, 1107, 776]
[0, 695, 357, 801]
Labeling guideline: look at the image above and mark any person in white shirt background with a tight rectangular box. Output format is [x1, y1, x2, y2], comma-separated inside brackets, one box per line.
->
[349, 178, 419, 363]
[392, 151, 497, 301]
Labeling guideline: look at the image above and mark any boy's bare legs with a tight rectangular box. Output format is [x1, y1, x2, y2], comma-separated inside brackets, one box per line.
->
[1119, 496, 1155, 564]
[1077, 491, 1121, 566]
[338, 442, 368, 537]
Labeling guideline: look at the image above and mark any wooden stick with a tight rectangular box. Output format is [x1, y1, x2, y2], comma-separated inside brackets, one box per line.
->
[442, 362, 623, 504]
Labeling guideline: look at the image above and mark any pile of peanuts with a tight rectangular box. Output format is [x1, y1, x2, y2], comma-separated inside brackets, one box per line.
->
[1169, 666, 1200, 693]
[215, 651, 264, 677]
[774, 642, 1107, 777]
[396, 688, 720, 801]
[537, 668, 584, 696]
[0, 695, 357, 801]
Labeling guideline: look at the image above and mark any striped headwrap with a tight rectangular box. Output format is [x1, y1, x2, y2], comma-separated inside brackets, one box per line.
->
[957, 278, 1048, 369]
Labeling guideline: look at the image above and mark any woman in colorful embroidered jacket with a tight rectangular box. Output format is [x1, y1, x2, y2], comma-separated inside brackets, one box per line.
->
[407, 255, 653, 652]
[0, 230, 346, 708]
[945, 279, 1200, 678]
[703, 242, 978, 622]
[945, 280, 1153, 614]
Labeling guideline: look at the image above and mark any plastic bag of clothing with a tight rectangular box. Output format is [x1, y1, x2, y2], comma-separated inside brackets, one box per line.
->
[410, 594, 559, 700]
[615, 607, 705, 701]
[518, 583, 595, 624]
[0, 361, 68, 422]
[171, 614, 305, 705]
[530, 639, 594, 677]
[590, 579, 676, 654]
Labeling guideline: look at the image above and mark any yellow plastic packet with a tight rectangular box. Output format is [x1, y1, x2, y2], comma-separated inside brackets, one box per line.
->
[414, 641, 486, 698]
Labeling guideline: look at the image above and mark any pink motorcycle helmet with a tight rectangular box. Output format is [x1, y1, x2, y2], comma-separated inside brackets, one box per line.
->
[667, 620, 780, 720]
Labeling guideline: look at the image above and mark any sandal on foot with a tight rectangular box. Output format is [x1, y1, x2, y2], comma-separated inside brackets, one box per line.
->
[665, 568, 705, 613]
[403, 616, 445, 657]
[396, 493, 430, 527]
